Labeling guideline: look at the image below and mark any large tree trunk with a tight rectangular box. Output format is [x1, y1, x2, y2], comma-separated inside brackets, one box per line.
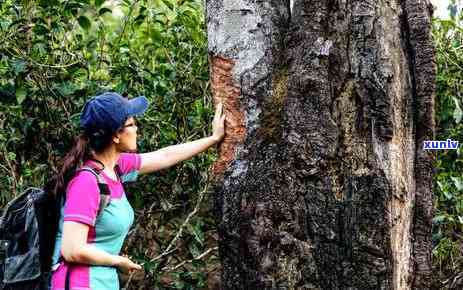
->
[205, 0, 436, 289]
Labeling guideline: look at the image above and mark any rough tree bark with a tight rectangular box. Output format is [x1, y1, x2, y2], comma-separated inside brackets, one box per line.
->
[206, 0, 436, 289]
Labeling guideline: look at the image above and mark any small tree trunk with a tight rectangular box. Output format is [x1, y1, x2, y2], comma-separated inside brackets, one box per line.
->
[206, 1, 436, 289]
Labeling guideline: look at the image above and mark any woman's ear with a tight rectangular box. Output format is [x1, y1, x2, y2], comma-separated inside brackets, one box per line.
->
[113, 133, 120, 144]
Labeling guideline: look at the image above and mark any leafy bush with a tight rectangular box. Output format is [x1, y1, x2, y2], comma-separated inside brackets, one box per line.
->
[432, 13, 463, 288]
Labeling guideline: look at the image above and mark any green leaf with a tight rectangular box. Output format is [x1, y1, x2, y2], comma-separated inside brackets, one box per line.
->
[77, 15, 91, 31]
[433, 214, 447, 224]
[443, 189, 453, 200]
[119, 47, 130, 54]
[437, 180, 446, 192]
[94, 0, 105, 7]
[63, 2, 84, 16]
[98, 7, 112, 16]
[16, 87, 27, 104]
[453, 96, 462, 123]
[174, 280, 185, 289]
[451, 176, 463, 191]
[188, 242, 200, 257]
[151, 29, 162, 42]
[7, 152, 16, 161]
[70, 113, 81, 129]
[33, 24, 50, 35]
[188, 223, 204, 245]
[161, 0, 174, 10]
[11, 60, 26, 75]
[134, 14, 146, 25]
[56, 82, 78, 96]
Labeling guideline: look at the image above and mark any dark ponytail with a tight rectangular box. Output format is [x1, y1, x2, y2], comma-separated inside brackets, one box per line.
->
[45, 125, 120, 197]
[49, 134, 92, 197]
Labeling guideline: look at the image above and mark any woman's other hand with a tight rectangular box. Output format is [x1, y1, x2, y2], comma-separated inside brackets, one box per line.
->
[112, 255, 142, 274]
[212, 102, 226, 143]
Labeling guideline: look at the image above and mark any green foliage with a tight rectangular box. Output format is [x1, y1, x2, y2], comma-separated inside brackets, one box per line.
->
[433, 13, 463, 287]
[0, 0, 217, 288]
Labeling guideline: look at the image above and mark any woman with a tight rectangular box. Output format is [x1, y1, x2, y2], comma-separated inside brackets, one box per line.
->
[49, 92, 225, 290]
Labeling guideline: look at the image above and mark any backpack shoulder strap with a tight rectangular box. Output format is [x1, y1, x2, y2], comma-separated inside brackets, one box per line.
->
[114, 164, 126, 186]
[114, 164, 122, 181]
[76, 166, 110, 218]
[79, 166, 105, 184]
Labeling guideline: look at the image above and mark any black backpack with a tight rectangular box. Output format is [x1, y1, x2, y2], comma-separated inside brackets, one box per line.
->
[0, 163, 122, 290]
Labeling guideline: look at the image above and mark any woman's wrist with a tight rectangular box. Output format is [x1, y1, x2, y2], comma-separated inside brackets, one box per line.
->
[109, 255, 121, 267]
[210, 134, 223, 144]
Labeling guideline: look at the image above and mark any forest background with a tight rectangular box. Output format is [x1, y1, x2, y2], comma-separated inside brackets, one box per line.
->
[0, 0, 461, 288]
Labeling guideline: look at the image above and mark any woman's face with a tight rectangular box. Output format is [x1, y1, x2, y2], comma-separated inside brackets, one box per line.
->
[115, 116, 138, 152]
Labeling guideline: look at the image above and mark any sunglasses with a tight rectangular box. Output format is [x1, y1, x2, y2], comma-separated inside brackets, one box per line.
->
[121, 118, 139, 129]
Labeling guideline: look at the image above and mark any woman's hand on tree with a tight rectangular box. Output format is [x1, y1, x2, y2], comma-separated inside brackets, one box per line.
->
[212, 101, 226, 142]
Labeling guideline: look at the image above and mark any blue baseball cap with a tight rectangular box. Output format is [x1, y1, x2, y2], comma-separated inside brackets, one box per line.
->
[80, 92, 149, 136]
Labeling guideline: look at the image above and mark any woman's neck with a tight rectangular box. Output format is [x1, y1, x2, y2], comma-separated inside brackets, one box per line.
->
[91, 146, 120, 171]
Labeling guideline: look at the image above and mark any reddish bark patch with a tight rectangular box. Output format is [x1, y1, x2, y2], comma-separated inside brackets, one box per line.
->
[210, 56, 246, 176]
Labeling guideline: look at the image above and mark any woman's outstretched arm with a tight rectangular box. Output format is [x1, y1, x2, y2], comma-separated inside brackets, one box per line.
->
[139, 102, 226, 175]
